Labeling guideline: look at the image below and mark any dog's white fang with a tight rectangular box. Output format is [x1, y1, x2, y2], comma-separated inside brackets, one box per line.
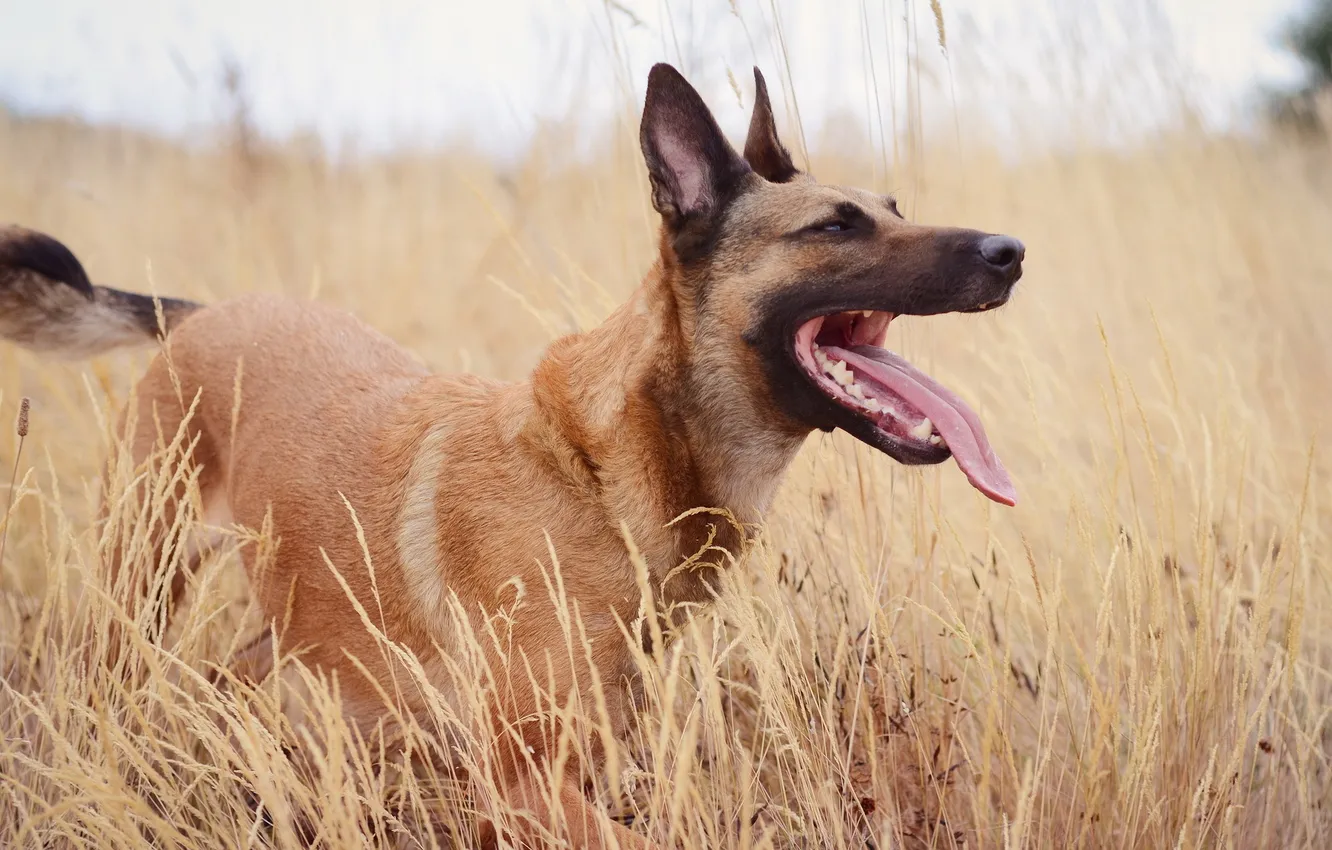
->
[909, 417, 934, 440]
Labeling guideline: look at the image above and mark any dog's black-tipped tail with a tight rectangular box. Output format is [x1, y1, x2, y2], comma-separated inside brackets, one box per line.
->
[0, 226, 202, 359]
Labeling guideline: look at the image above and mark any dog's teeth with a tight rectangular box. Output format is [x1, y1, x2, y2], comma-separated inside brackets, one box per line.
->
[832, 363, 854, 386]
[929, 434, 943, 445]
[862, 310, 874, 318]
[865, 398, 882, 413]
[909, 417, 934, 440]
[847, 383, 865, 400]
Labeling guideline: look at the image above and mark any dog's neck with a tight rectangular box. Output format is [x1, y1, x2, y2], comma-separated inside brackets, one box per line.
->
[524, 260, 808, 594]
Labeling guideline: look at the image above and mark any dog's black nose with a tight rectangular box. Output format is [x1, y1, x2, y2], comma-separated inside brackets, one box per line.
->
[979, 235, 1025, 271]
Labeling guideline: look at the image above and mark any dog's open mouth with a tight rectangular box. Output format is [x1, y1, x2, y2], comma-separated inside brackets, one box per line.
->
[794, 311, 1017, 506]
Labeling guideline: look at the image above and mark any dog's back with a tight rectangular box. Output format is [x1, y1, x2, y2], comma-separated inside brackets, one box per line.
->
[0, 227, 639, 732]
[1, 227, 445, 705]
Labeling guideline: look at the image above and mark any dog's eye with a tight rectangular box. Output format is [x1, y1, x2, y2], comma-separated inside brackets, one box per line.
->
[813, 220, 852, 233]
[794, 203, 871, 237]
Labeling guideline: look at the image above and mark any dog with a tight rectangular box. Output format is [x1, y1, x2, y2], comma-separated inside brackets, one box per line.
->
[0, 64, 1022, 848]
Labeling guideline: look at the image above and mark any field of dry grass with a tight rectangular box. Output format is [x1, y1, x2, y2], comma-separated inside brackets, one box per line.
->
[2, 58, 1332, 849]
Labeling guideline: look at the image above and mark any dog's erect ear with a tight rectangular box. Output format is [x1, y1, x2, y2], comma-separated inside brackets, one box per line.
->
[640, 63, 751, 240]
[744, 68, 800, 184]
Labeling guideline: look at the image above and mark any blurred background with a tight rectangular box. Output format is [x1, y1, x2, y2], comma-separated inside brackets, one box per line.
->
[0, 0, 1314, 155]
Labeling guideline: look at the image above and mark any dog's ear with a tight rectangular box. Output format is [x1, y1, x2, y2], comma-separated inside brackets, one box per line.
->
[640, 63, 751, 249]
[744, 68, 800, 184]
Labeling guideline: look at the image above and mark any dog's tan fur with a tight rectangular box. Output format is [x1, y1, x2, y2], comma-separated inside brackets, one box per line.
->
[1, 65, 1023, 848]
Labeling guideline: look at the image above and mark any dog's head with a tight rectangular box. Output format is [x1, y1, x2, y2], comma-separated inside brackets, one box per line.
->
[640, 64, 1023, 506]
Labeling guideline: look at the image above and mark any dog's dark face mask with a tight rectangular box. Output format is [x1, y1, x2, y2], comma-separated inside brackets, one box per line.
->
[640, 64, 1024, 506]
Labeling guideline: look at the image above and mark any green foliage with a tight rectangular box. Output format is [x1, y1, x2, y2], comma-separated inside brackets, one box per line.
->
[1266, 1, 1332, 133]
[1289, 0, 1332, 85]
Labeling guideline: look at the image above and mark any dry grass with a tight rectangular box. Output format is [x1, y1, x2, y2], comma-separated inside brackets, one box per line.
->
[2, 65, 1331, 849]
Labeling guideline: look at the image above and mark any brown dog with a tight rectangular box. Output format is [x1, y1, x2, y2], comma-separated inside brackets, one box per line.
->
[0, 64, 1022, 847]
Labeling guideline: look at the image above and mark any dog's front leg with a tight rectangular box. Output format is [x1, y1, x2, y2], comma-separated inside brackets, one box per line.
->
[484, 763, 657, 850]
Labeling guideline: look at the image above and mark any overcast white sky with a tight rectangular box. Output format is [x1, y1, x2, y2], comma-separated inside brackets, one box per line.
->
[0, 0, 1311, 157]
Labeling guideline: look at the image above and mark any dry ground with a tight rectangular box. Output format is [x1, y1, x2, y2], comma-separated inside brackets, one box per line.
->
[1, 95, 1331, 848]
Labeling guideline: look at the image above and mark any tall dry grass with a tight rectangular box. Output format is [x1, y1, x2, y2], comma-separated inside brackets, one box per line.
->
[1, 68, 1331, 849]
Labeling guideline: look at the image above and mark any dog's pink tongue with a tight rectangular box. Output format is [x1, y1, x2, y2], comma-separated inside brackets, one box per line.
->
[827, 345, 1017, 506]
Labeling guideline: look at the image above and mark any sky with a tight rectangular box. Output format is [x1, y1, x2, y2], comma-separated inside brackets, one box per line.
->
[0, 0, 1312, 158]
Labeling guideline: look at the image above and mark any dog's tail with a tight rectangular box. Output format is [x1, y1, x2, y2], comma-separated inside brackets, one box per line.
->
[0, 225, 202, 358]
